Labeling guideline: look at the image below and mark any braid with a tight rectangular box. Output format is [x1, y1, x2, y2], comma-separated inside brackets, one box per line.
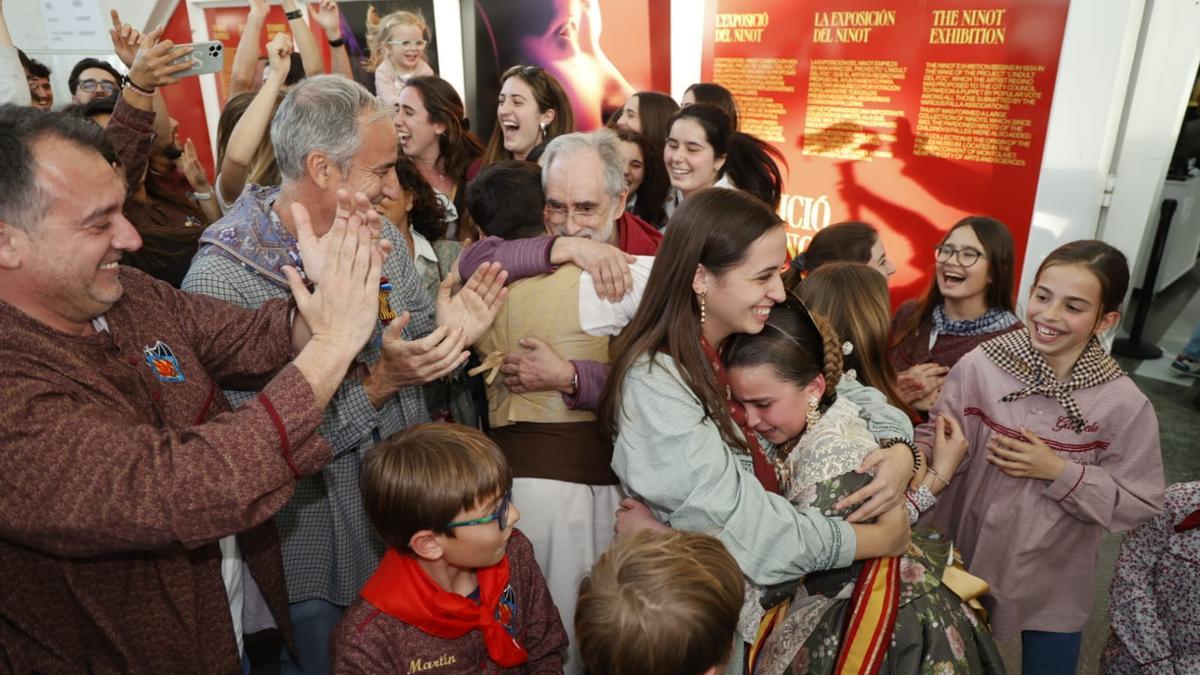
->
[810, 312, 843, 403]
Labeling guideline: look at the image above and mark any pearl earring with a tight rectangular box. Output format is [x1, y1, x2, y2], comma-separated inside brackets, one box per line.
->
[698, 292, 707, 324]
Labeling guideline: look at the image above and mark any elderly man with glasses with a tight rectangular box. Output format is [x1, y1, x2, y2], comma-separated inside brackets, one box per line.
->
[455, 129, 662, 413]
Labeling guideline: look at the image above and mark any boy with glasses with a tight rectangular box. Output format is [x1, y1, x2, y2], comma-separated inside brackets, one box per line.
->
[333, 424, 567, 673]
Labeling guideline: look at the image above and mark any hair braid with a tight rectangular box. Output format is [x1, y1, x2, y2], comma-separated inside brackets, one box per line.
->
[810, 312, 843, 403]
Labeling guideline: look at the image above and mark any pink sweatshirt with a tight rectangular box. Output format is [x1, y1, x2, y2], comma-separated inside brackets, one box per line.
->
[373, 58, 434, 113]
[916, 347, 1165, 641]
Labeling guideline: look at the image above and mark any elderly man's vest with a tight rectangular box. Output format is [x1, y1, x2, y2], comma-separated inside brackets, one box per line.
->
[475, 266, 608, 426]
[473, 265, 617, 485]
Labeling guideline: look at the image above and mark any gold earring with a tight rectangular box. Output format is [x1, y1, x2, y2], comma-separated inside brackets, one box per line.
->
[699, 291, 707, 324]
[806, 396, 821, 428]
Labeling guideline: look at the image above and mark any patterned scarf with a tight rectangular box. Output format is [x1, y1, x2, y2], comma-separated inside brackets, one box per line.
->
[194, 185, 300, 290]
[699, 335, 781, 494]
[980, 329, 1124, 433]
[360, 549, 528, 668]
[928, 305, 1019, 349]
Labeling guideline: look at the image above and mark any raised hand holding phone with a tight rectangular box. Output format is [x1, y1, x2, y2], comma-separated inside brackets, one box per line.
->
[127, 26, 193, 91]
[167, 41, 225, 78]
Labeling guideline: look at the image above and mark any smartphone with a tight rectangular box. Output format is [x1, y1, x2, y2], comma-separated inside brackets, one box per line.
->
[170, 41, 224, 77]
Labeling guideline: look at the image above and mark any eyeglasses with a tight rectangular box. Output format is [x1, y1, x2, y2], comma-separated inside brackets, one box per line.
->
[386, 39, 428, 49]
[934, 244, 985, 268]
[544, 201, 607, 226]
[78, 79, 119, 95]
[445, 490, 513, 530]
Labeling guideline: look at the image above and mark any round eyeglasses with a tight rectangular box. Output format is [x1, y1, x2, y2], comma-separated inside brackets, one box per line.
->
[934, 244, 984, 268]
[78, 79, 119, 95]
[544, 202, 605, 227]
[445, 489, 513, 530]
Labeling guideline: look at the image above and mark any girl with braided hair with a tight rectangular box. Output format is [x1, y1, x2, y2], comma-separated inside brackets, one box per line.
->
[723, 295, 1004, 675]
[602, 188, 921, 671]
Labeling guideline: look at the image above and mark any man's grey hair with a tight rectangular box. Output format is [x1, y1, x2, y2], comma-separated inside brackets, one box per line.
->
[538, 129, 627, 200]
[271, 75, 391, 182]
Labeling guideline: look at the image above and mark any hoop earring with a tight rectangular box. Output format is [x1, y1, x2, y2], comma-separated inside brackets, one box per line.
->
[806, 396, 821, 428]
[698, 292, 707, 324]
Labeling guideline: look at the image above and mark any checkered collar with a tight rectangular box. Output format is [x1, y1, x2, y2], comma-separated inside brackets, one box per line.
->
[980, 329, 1124, 433]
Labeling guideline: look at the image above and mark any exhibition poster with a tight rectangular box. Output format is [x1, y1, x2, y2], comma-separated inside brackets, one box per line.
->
[702, 0, 1070, 301]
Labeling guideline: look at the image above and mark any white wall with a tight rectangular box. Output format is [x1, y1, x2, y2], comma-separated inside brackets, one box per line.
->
[1020, 0, 1147, 300]
[669, 0, 702, 102]
[1099, 0, 1200, 292]
[9, 0, 159, 103]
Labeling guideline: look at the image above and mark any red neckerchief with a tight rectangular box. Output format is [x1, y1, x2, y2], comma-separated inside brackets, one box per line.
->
[700, 334, 781, 494]
[360, 549, 528, 668]
[1176, 509, 1200, 533]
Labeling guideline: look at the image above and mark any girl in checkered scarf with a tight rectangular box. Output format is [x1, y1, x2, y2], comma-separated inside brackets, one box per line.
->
[914, 240, 1165, 675]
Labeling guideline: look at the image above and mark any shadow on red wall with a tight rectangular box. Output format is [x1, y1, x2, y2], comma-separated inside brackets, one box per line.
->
[160, 0, 214, 181]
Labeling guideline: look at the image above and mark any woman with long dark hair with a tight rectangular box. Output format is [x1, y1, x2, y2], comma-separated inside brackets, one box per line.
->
[682, 81, 739, 129]
[890, 216, 1021, 411]
[614, 90, 678, 160]
[600, 188, 916, 667]
[479, 65, 573, 168]
[614, 127, 669, 229]
[395, 76, 485, 239]
[663, 104, 785, 215]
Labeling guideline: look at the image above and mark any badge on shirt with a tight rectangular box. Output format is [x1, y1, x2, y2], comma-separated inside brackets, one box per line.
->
[496, 584, 517, 636]
[144, 341, 185, 383]
[378, 277, 397, 325]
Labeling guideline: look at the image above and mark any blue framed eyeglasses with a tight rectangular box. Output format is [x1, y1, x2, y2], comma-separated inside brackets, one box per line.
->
[445, 490, 513, 530]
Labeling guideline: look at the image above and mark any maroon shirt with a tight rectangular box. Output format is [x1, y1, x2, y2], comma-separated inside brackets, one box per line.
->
[0, 268, 332, 673]
[333, 531, 568, 674]
[889, 299, 1022, 374]
[614, 211, 662, 256]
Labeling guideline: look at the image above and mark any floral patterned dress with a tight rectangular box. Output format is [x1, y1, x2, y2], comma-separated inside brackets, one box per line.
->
[748, 397, 1006, 675]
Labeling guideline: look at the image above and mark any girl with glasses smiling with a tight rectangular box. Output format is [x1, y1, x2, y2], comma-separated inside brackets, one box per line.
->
[890, 216, 1022, 412]
[368, 10, 435, 112]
